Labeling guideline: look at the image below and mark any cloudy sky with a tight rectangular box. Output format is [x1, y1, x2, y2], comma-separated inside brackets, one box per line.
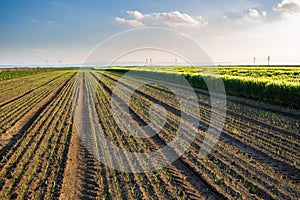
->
[0, 0, 300, 65]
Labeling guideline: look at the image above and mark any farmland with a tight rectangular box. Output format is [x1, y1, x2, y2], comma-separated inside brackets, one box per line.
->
[0, 67, 299, 199]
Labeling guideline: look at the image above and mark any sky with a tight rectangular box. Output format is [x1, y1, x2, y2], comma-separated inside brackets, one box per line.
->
[0, 0, 300, 66]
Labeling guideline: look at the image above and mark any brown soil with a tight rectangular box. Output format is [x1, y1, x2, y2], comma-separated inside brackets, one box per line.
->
[58, 125, 83, 200]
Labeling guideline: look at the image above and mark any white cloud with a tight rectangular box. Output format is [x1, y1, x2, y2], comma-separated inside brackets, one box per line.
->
[243, 9, 267, 22]
[223, 9, 267, 25]
[146, 11, 207, 27]
[126, 11, 144, 20]
[115, 10, 208, 28]
[273, 0, 300, 17]
[47, 21, 53, 24]
[115, 17, 144, 27]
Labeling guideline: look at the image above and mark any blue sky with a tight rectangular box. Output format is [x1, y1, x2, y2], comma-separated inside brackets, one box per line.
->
[1, 0, 300, 65]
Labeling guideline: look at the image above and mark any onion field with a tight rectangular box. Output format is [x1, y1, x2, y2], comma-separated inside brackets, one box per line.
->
[0, 67, 299, 200]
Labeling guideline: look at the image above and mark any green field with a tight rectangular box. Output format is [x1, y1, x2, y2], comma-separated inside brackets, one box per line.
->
[0, 68, 74, 80]
[103, 66, 300, 108]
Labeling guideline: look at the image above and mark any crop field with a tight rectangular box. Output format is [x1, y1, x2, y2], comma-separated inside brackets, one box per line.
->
[105, 66, 300, 108]
[0, 67, 299, 199]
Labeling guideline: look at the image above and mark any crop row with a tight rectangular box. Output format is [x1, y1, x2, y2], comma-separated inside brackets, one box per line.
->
[0, 73, 75, 199]
[97, 71, 300, 199]
[0, 72, 75, 135]
[112, 68, 300, 133]
[84, 71, 220, 199]
[103, 72, 300, 170]
[0, 70, 72, 103]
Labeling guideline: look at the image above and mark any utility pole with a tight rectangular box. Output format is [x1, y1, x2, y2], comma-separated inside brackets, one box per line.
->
[267, 56, 270, 65]
[253, 57, 256, 65]
[175, 58, 177, 66]
[146, 58, 148, 66]
[150, 58, 152, 66]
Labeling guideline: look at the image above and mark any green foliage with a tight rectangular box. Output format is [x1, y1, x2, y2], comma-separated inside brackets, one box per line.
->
[103, 66, 300, 108]
[0, 68, 75, 80]
[0, 69, 44, 80]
